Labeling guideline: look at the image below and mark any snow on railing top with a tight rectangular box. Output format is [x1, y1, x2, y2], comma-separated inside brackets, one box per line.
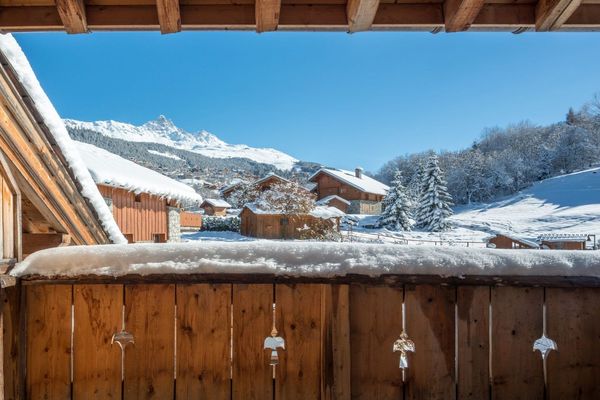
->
[10, 241, 600, 278]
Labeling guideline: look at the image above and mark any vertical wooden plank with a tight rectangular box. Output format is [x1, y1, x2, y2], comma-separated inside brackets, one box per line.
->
[176, 284, 231, 400]
[491, 287, 543, 400]
[546, 287, 600, 400]
[73, 284, 122, 399]
[3, 179, 13, 259]
[124, 284, 175, 400]
[26, 284, 72, 400]
[349, 284, 403, 400]
[232, 284, 272, 400]
[321, 284, 350, 400]
[405, 284, 455, 400]
[275, 283, 322, 400]
[457, 286, 490, 400]
[2, 285, 22, 400]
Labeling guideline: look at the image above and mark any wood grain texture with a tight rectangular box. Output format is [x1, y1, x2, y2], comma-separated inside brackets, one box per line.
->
[157, 0, 181, 33]
[124, 284, 175, 400]
[536, 0, 582, 30]
[546, 287, 600, 400]
[55, 0, 88, 33]
[232, 284, 273, 400]
[405, 284, 456, 400]
[349, 284, 403, 400]
[1, 286, 22, 400]
[275, 283, 322, 400]
[26, 284, 72, 400]
[176, 284, 231, 400]
[444, 0, 485, 31]
[346, 0, 380, 32]
[491, 287, 544, 400]
[73, 284, 122, 399]
[457, 286, 490, 400]
[255, 0, 281, 31]
[321, 284, 350, 400]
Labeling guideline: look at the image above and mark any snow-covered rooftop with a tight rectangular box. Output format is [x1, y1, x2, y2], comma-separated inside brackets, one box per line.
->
[538, 233, 591, 242]
[254, 172, 290, 186]
[75, 141, 203, 204]
[490, 231, 540, 249]
[201, 198, 232, 208]
[316, 195, 351, 206]
[0, 34, 126, 244]
[309, 168, 389, 196]
[244, 203, 344, 219]
[11, 242, 600, 278]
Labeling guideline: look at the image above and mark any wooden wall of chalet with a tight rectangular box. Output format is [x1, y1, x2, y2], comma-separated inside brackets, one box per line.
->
[542, 241, 585, 250]
[489, 235, 536, 250]
[313, 174, 384, 202]
[98, 185, 170, 243]
[180, 211, 202, 229]
[201, 204, 227, 216]
[240, 209, 337, 240]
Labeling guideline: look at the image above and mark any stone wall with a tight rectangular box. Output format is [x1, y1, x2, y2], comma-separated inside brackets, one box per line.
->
[348, 200, 383, 215]
[167, 206, 181, 242]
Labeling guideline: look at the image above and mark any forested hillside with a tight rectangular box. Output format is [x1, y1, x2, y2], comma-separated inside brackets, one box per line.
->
[376, 96, 600, 205]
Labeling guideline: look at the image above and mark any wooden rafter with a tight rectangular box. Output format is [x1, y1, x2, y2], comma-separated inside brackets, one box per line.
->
[536, 0, 582, 31]
[444, 0, 486, 32]
[347, 0, 380, 32]
[157, 0, 181, 34]
[55, 0, 88, 34]
[256, 0, 281, 32]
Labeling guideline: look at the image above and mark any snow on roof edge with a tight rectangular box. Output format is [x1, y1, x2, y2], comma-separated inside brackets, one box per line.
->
[309, 168, 389, 196]
[0, 34, 127, 244]
[11, 241, 600, 278]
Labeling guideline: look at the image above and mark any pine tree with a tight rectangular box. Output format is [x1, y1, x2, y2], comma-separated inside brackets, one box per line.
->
[378, 170, 412, 231]
[415, 154, 454, 232]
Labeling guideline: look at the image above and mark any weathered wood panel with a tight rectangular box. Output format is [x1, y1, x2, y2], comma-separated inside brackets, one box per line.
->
[1, 286, 22, 400]
[73, 284, 122, 399]
[457, 286, 490, 400]
[232, 284, 273, 399]
[124, 284, 175, 400]
[276, 283, 322, 399]
[546, 287, 600, 400]
[491, 287, 544, 400]
[405, 284, 456, 400]
[176, 284, 231, 400]
[349, 284, 403, 400]
[26, 285, 72, 400]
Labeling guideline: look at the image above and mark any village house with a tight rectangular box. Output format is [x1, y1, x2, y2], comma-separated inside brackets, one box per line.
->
[0, 39, 126, 261]
[240, 203, 343, 240]
[221, 172, 290, 200]
[487, 233, 540, 249]
[200, 198, 232, 216]
[309, 167, 389, 214]
[76, 142, 203, 243]
[316, 194, 351, 213]
[538, 233, 596, 250]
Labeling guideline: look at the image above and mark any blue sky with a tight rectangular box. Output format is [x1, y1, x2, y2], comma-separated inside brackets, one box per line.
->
[14, 32, 600, 172]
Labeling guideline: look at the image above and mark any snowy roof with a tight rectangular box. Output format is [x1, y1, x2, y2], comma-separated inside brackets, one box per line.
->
[201, 198, 232, 208]
[316, 195, 351, 206]
[0, 34, 126, 244]
[538, 233, 591, 243]
[75, 141, 203, 204]
[244, 203, 344, 219]
[11, 242, 600, 278]
[254, 172, 290, 186]
[309, 168, 389, 196]
[490, 232, 540, 249]
[220, 179, 245, 194]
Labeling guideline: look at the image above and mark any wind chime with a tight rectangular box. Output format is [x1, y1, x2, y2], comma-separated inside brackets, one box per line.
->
[264, 303, 285, 372]
[393, 303, 415, 381]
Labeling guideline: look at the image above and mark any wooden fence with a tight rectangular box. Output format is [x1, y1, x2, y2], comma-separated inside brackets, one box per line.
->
[1, 276, 599, 399]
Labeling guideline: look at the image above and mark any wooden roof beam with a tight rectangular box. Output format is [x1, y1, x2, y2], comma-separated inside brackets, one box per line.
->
[536, 0, 582, 31]
[444, 0, 485, 32]
[55, 0, 88, 34]
[157, 0, 181, 33]
[347, 0, 380, 32]
[256, 0, 281, 32]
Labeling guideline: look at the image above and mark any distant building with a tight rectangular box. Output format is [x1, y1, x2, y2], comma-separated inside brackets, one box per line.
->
[180, 211, 202, 231]
[309, 167, 389, 214]
[200, 198, 232, 216]
[221, 173, 291, 201]
[76, 142, 203, 243]
[316, 195, 351, 214]
[538, 233, 596, 250]
[487, 233, 539, 249]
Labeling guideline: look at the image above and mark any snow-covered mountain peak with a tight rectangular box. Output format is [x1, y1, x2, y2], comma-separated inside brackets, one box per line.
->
[63, 117, 297, 170]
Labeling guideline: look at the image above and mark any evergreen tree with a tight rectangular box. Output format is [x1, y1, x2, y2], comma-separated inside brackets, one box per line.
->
[416, 155, 454, 232]
[378, 170, 412, 231]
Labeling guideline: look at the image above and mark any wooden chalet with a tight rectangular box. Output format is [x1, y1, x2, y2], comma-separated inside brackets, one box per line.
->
[309, 167, 389, 214]
[76, 141, 203, 243]
[538, 233, 596, 250]
[487, 233, 540, 249]
[316, 194, 350, 213]
[240, 203, 343, 239]
[0, 0, 598, 33]
[180, 210, 202, 230]
[200, 198, 232, 216]
[0, 37, 124, 261]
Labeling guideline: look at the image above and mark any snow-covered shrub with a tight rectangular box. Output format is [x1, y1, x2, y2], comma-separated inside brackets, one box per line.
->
[297, 218, 342, 242]
[201, 216, 240, 232]
[227, 183, 261, 208]
[254, 181, 316, 214]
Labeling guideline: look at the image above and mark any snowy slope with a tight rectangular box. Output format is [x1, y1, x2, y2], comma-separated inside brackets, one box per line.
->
[452, 167, 600, 239]
[64, 116, 298, 170]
